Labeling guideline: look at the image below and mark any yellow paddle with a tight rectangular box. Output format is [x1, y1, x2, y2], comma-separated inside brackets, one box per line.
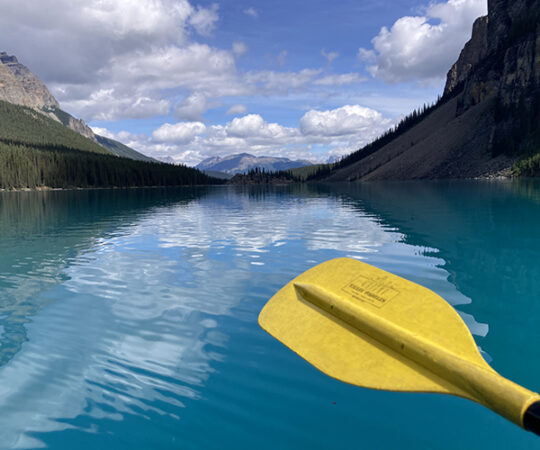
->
[258, 258, 540, 436]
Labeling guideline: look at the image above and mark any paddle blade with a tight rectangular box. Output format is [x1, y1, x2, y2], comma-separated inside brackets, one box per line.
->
[258, 257, 488, 396]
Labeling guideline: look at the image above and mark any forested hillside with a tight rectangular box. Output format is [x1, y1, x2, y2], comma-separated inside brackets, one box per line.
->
[0, 100, 219, 189]
[0, 100, 110, 155]
[95, 135, 158, 162]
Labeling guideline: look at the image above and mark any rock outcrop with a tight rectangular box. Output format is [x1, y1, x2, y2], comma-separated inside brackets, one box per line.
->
[0, 61, 33, 107]
[0, 51, 96, 138]
[65, 115, 96, 141]
[0, 52, 59, 109]
[452, 0, 540, 114]
[444, 16, 489, 96]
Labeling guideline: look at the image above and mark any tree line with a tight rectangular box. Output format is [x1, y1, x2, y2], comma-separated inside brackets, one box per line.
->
[0, 99, 221, 189]
[229, 167, 300, 184]
[305, 90, 462, 181]
[0, 141, 219, 189]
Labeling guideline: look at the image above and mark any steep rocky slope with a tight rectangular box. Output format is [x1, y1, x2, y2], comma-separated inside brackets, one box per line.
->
[0, 58, 36, 108]
[0, 52, 59, 109]
[323, 0, 540, 181]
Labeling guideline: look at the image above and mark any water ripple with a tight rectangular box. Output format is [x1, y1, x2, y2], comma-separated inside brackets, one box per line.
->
[0, 184, 536, 449]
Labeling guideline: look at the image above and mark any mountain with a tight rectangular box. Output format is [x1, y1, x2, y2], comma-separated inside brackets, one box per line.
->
[95, 135, 157, 163]
[0, 52, 59, 109]
[313, 0, 540, 181]
[0, 99, 218, 189]
[196, 153, 313, 174]
[0, 54, 217, 189]
[0, 52, 154, 162]
[0, 99, 110, 156]
[156, 156, 232, 180]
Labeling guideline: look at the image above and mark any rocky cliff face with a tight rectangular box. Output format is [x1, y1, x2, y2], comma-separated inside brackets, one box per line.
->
[446, 0, 540, 102]
[0, 61, 32, 107]
[444, 16, 489, 96]
[487, 0, 540, 106]
[447, 0, 540, 154]
[65, 116, 96, 140]
[0, 52, 59, 109]
[0, 51, 97, 140]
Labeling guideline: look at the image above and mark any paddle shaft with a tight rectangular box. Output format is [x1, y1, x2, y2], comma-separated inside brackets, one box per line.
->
[295, 283, 540, 433]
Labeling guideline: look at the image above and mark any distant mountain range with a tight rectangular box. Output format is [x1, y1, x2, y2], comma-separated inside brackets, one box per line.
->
[0, 52, 154, 163]
[196, 153, 312, 175]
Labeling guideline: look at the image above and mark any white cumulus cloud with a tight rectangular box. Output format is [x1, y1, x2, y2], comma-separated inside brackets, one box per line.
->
[81, 0, 195, 40]
[90, 126, 116, 139]
[300, 105, 392, 137]
[174, 92, 208, 121]
[0, 0, 245, 122]
[360, 0, 487, 83]
[64, 89, 171, 121]
[153, 122, 206, 143]
[123, 105, 393, 166]
[226, 114, 298, 140]
[188, 3, 219, 36]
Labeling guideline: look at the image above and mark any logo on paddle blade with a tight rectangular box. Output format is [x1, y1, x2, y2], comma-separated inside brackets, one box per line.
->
[342, 276, 399, 308]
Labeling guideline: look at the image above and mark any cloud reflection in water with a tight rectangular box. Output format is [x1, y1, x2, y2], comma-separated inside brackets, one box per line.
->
[0, 187, 488, 448]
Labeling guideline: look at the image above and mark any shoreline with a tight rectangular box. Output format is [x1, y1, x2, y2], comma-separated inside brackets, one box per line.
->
[0, 184, 224, 193]
[1, 175, 527, 193]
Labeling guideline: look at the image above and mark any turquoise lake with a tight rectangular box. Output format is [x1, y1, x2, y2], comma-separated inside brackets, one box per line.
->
[0, 180, 539, 449]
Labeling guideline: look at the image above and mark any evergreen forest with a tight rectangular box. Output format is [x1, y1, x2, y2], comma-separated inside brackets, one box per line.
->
[0, 100, 219, 189]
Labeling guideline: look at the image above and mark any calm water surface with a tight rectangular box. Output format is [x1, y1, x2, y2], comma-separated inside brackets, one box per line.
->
[0, 181, 539, 449]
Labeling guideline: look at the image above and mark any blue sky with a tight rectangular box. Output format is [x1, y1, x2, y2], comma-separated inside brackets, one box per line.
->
[0, 0, 486, 165]
[189, 0, 438, 122]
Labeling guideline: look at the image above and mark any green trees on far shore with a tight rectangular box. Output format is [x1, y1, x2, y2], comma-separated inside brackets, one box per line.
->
[0, 99, 221, 189]
[0, 100, 110, 155]
[0, 142, 219, 189]
[229, 167, 299, 184]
